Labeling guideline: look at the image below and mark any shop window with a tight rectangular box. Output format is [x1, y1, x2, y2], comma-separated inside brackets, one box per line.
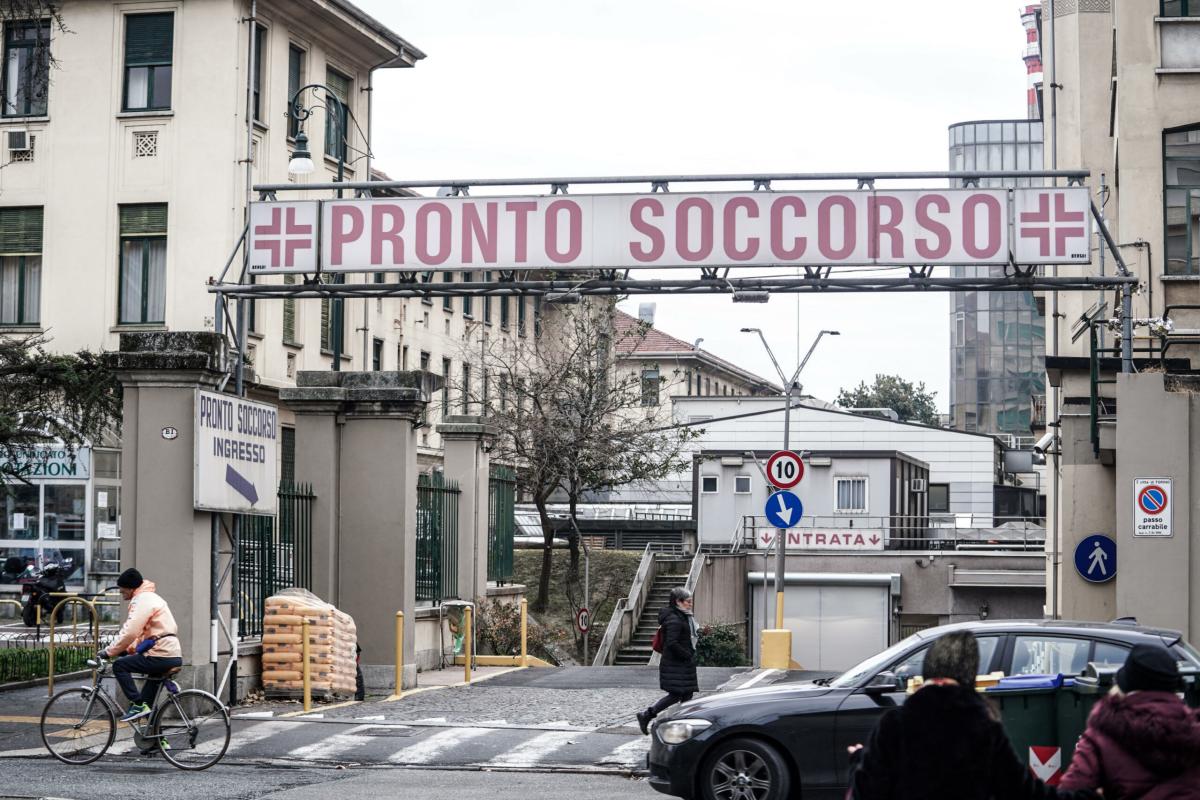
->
[835, 476, 868, 513]
[3, 19, 50, 117]
[43, 484, 84, 540]
[0, 206, 42, 326]
[123, 13, 173, 112]
[118, 203, 167, 324]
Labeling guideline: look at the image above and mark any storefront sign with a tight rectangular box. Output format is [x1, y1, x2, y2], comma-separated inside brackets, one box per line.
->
[195, 390, 279, 515]
[247, 187, 1091, 274]
[0, 446, 91, 480]
[757, 529, 885, 551]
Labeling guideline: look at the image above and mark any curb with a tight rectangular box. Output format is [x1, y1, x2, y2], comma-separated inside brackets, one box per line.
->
[0, 670, 91, 693]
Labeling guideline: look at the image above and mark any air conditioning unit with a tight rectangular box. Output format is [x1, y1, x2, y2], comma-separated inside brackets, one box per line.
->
[6, 129, 30, 152]
[909, 478, 928, 493]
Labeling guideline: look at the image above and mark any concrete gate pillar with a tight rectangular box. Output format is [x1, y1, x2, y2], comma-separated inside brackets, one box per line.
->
[437, 415, 499, 605]
[106, 332, 226, 689]
[281, 371, 431, 688]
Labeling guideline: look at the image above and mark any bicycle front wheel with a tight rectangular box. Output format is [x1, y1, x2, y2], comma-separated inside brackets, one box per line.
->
[40, 687, 116, 765]
[153, 689, 230, 770]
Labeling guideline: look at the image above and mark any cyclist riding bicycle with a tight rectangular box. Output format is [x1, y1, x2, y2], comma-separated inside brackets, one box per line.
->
[102, 568, 182, 722]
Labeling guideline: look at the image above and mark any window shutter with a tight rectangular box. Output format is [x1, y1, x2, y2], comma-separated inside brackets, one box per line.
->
[0, 207, 43, 254]
[283, 275, 296, 341]
[320, 299, 330, 350]
[120, 204, 168, 236]
[125, 13, 174, 66]
[326, 68, 351, 102]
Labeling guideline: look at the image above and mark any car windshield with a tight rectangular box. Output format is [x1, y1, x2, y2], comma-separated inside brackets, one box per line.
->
[829, 633, 923, 688]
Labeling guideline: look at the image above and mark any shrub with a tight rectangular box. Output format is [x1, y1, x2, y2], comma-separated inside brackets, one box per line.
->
[0, 645, 93, 684]
[474, 599, 562, 664]
[695, 622, 748, 667]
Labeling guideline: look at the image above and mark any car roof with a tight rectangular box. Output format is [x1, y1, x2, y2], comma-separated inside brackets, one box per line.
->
[914, 619, 1184, 645]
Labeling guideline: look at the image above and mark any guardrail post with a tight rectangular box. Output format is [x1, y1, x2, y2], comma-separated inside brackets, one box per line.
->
[464, 606, 472, 684]
[393, 611, 404, 699]
[302, 617, 312, 712]
[520, 598, 528, 667]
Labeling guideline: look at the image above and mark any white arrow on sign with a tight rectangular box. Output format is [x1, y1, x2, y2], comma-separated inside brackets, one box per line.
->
[774, 493, 795, 527]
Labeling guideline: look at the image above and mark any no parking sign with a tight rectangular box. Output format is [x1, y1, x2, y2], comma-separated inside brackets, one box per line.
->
[1133, 477, 1172, 537]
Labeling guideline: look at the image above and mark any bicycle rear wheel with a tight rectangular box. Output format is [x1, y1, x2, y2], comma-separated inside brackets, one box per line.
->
[153, 689, 230, 770]
[40, 687, 116, 765]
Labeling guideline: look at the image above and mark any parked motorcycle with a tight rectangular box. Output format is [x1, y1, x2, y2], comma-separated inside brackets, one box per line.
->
[20, 559, 72, 626]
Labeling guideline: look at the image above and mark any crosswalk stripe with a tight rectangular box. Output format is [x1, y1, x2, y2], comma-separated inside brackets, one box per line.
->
[387, 727, 490, 765]
[485, 731, 577, 768]
[288, 724, 392, 762]
[597, 737, 649, 767]
[226, 720, 306, 754]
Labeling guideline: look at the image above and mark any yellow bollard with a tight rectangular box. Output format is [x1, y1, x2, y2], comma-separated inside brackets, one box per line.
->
[520, 597, 528, 667]
[301, 617, 312, 713]
[393, 611, 404, 699]
[463, 606, 472, 684]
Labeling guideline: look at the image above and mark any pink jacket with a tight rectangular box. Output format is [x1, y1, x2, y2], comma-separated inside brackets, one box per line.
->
[105, 581, 182, 659]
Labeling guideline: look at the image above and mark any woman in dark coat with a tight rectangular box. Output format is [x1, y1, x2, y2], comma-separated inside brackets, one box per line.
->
[1059, 643, 1200, 798]
[636, 586, 698, 735]
[848, 631, 1097, 800]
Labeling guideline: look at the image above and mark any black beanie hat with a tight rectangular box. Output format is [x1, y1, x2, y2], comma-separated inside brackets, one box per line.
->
[116, 568, 144, 590]
[1117, 643, 1181, 693]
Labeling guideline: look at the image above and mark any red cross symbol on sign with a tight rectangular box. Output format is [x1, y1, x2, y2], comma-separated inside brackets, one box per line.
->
[253, 206, 314, 268]
[1018, 192, 1085, 258]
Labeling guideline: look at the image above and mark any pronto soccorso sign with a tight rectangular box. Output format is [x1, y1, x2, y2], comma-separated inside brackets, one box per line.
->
[247, 187, 1091, 274]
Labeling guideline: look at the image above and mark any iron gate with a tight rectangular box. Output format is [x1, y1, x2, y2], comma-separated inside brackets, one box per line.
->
[237, 481, 315, 638]
[488, 466, 517, 584]
[416, 472, 460, 603]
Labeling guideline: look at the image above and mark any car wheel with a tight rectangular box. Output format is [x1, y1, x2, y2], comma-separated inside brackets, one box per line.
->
[700, 736, 791, 800]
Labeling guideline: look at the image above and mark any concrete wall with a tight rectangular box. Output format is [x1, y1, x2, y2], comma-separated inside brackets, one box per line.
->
[692, 554, 746, 627]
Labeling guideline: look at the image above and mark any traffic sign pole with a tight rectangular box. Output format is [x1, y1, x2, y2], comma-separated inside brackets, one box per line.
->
[775, 392, 791, 629]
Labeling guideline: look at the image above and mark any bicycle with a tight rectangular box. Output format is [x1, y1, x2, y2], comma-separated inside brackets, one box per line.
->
[40, 656, 231, 770]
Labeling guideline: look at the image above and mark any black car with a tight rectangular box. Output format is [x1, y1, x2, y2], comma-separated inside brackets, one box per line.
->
[647, 619, 1200, 800]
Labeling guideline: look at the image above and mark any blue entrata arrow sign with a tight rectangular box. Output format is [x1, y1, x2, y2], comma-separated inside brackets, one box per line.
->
[225, 464, 260, 505]
[764, 490, 804, 529]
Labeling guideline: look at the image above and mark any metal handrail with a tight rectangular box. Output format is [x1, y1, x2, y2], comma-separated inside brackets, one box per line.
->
[650, 549, 708, 667]
[592, 544, 656, 666]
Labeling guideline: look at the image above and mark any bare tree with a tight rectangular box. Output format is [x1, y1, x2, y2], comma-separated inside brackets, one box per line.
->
[461, 299, 697, 612]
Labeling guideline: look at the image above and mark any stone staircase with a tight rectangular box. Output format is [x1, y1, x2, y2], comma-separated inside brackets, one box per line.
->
[613, 572, 688, 665]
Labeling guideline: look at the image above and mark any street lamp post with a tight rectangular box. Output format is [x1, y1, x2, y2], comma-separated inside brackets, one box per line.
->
[741, 328, 840, 630]
[287, 84, 356, 369]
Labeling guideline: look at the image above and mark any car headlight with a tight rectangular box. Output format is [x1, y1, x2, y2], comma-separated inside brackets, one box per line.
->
[656, 719, 712, 745]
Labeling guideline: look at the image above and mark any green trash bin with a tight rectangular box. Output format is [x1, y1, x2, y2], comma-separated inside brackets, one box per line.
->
[986, 675, 1063, 770]
[1057, 664, 1117, 767]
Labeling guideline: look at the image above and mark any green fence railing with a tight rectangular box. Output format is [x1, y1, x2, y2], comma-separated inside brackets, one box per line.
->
[488, 466, 517, 584]
[237, 481, 315, 638]
[416, 472, 460, 603]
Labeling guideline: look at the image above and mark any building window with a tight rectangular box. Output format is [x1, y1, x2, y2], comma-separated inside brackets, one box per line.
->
[0, 206, 42, 326]
[419, 351, 430, 371]
[400, 344, 408, 370]
[1164, 125, 1200, 274]
[481, 369, 489, 410]
[282, 274, 297, 343]
[462, 363, 471, 412]
[123, 13, 173, 112]
[286, 45, 304, 139]
[700, 476, 719, 494]
[251, 24, 267, 122]
[118, 204, 167, 324]
[534, 296, 542, 337]
[372, 338, 383, 371]
[685, 370, 692, 396]
[443, 272, 453, 311]
[1162, 0, 1200, 15]
[280, 426, 295, 485]
[324, 67, 350, 161]
[641, 368, 660, 406]
[3, 20, 49, 117]
[441, 357, 451, 413]
[928, 483, 950, 514]
[834, 477, 868, 514]
[319, 275, 345, 355]
[517, 296, 527, 335]
[734, 475, 752, 494]
[482, 272, 493, 323]
[462, 273, 473, 317]
[500, 294, 510, 328]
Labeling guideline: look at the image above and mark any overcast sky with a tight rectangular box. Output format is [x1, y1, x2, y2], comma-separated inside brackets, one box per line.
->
[355, 1, 1030, 410]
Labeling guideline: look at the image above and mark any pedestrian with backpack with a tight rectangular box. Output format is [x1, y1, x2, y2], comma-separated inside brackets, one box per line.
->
[637, 587, 698, 735]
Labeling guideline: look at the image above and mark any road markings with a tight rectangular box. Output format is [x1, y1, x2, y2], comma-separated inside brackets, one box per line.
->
[484, 731, 577, 768]
[597, 737, 650, 768]
[226, 720, 306, 754]
[387, 727, 490, 764]
[288, 724, 391, 762]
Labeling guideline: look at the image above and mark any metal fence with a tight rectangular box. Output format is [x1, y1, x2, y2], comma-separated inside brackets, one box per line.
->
[416, 472, 460, 603]
[488, 466, 517, 584]
[237, 482, 315, 638]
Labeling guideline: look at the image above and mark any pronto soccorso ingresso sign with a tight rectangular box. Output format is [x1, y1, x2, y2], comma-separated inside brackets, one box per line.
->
[247, 187, 1091, 274]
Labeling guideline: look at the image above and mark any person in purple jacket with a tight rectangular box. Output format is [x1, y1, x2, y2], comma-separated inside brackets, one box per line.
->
[1059, 643, 1200, 799]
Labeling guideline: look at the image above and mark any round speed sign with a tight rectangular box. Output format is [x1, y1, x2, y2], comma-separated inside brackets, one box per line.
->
[576, 607, 591, 633]
[766, 450, 805, 489]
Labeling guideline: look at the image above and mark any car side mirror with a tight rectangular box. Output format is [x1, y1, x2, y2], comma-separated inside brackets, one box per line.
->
[864, 671, 903, 695]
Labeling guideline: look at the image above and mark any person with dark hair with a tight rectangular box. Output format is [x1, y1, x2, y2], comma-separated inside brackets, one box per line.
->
[1059, 643, 1200, 798]
[102, 568, 182, 722]
[636, 586, 698, 735]
[847, 631, 1098, 800]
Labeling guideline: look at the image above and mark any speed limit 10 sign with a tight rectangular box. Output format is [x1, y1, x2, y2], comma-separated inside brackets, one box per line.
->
[766, 450, 805, 489]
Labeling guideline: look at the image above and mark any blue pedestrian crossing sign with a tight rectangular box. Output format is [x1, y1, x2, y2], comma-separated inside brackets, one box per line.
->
[1074, 534, 1116, 584]
[764, 490, 804, 529]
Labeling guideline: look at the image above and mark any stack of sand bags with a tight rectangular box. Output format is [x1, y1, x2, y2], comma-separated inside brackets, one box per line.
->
[260, 588, 357, 698]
